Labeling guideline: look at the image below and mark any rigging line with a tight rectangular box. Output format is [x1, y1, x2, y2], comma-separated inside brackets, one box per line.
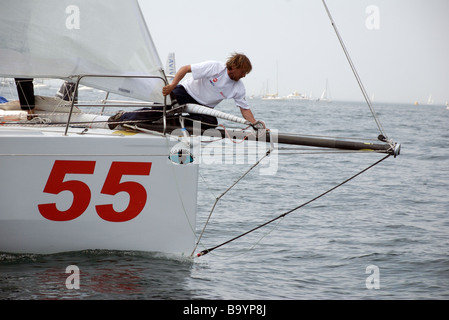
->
[321, 0, 387, 139]
[196, 154, 391, 257]
[191, 139, 274, 257]
[207, 215, 286, 259]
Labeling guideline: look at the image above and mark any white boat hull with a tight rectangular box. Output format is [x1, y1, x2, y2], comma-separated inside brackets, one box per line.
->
[0, 125, 199, 256]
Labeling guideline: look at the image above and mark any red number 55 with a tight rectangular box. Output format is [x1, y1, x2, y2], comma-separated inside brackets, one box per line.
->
[38, 160, 152, 222]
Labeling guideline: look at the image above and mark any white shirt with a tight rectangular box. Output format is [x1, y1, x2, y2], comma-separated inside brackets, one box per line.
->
[181, 61, 250, 110]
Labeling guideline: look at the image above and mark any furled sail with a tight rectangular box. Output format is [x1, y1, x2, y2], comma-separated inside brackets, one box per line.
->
[0, 0, 167, 103]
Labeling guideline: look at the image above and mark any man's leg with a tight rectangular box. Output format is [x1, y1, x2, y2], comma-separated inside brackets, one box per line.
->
[15, 78, 35, 111]
[172, 85, 218, 129]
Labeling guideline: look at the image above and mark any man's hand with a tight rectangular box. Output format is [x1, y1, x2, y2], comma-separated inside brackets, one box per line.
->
[253, 120, 266, 130]
[162, 65, 192, 96]
[252, 120, 268, 138]
[162, 83, 176, 96]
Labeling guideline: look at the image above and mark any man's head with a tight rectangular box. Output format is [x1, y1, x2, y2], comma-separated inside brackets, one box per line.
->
[226, 53, 252, 81]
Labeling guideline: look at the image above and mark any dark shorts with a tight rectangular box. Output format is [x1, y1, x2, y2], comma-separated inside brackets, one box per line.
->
[120, 85, 218, 128]
[172, 85, 200, 105]
[173, 85, 218, 127]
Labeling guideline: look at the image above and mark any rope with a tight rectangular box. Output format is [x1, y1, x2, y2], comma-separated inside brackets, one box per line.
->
[196, 154, 391, 257]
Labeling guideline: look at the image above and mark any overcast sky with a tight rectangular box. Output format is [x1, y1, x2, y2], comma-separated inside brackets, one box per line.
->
[139, 0, 448, 105]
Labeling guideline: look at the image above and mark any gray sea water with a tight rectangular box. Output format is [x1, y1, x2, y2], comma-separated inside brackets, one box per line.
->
[1, 89, 448, 301]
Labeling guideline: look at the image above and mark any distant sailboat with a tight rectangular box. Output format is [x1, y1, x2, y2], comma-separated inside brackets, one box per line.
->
[317, 79, 331, 102]
[262, 61, 283, 100]
[427, 94, 434, 105]
[261, 93, 282, 100]
[261, 81, 277, 99]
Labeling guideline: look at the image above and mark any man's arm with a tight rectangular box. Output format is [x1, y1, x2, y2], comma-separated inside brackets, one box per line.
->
[240, 107, 257, 124]
[162, 65, 192, 96]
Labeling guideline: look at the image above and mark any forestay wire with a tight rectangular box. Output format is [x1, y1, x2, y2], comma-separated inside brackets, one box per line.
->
[321, 0, 388, 140]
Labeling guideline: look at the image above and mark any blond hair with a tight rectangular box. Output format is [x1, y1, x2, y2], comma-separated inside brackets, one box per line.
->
[226, 53, 252, 74]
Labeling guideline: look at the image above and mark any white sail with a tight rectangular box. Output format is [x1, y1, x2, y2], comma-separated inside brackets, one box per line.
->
[0, 0, 167, 103]
[318, 79, 331, 102]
